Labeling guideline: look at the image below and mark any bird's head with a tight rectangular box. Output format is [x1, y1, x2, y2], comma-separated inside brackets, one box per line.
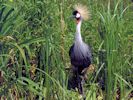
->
[71, 4, 90, 24]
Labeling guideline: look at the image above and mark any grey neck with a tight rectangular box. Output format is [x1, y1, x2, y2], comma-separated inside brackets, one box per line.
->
[75, 20, 83, 44]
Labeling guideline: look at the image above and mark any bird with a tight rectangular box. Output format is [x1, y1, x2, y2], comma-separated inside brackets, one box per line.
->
[68, 4, 92, 99]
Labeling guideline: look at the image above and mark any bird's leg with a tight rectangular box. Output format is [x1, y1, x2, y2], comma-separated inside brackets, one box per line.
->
[80, 75, 86, 100]
[76, 71, 81, 93]
[77, 72, 86, 100]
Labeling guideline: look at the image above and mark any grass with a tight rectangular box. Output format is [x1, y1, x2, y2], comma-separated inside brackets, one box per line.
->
[0, 0, 133, 100]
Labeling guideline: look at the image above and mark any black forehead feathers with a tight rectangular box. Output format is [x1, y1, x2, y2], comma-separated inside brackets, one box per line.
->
[73, 10, 78, 15]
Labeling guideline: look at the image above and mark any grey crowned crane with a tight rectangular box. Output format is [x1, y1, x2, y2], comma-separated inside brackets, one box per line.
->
[68, 4, 92, 99]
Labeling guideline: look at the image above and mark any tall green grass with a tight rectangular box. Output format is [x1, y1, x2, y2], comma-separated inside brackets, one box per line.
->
[98, 0, 133, 99]
[0, 0, 133, 100]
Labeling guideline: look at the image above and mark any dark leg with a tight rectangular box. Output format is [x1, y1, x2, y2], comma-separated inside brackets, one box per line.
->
[77, 72, 86, 100]
[80, 76, 86, 100]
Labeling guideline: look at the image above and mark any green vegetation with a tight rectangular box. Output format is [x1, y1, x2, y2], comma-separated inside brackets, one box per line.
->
[0, 0, 133, 100]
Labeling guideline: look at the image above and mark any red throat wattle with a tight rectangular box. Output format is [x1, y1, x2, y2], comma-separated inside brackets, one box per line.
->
[76, 19, 80, 24]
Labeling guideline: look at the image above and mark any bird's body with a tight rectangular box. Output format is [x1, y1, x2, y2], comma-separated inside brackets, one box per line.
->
[69, 20, 92, 75]
[68, 4, 92, 99]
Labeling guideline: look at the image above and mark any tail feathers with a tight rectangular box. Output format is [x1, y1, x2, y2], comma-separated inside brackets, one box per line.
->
[68, 75, 79, 90]
[68, 72, 84, 93]
[67, 66, 85, 92]
[67, 65, 94, 100]
[67, 64, 95, 91]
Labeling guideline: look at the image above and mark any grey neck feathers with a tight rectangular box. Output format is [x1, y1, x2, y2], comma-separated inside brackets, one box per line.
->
[75, 20, 83, 44]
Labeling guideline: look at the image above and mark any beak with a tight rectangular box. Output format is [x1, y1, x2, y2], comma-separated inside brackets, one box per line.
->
[69, 15, 75, 19]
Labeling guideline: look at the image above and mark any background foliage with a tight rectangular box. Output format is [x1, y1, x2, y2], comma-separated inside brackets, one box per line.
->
[0, 0, 133, 100]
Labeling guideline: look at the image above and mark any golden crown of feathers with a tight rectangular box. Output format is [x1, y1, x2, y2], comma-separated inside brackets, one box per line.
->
[74, 4, 91, 20]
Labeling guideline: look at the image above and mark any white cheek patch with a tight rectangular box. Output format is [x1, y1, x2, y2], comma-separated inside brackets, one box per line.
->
[76, 13, 81, 18]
